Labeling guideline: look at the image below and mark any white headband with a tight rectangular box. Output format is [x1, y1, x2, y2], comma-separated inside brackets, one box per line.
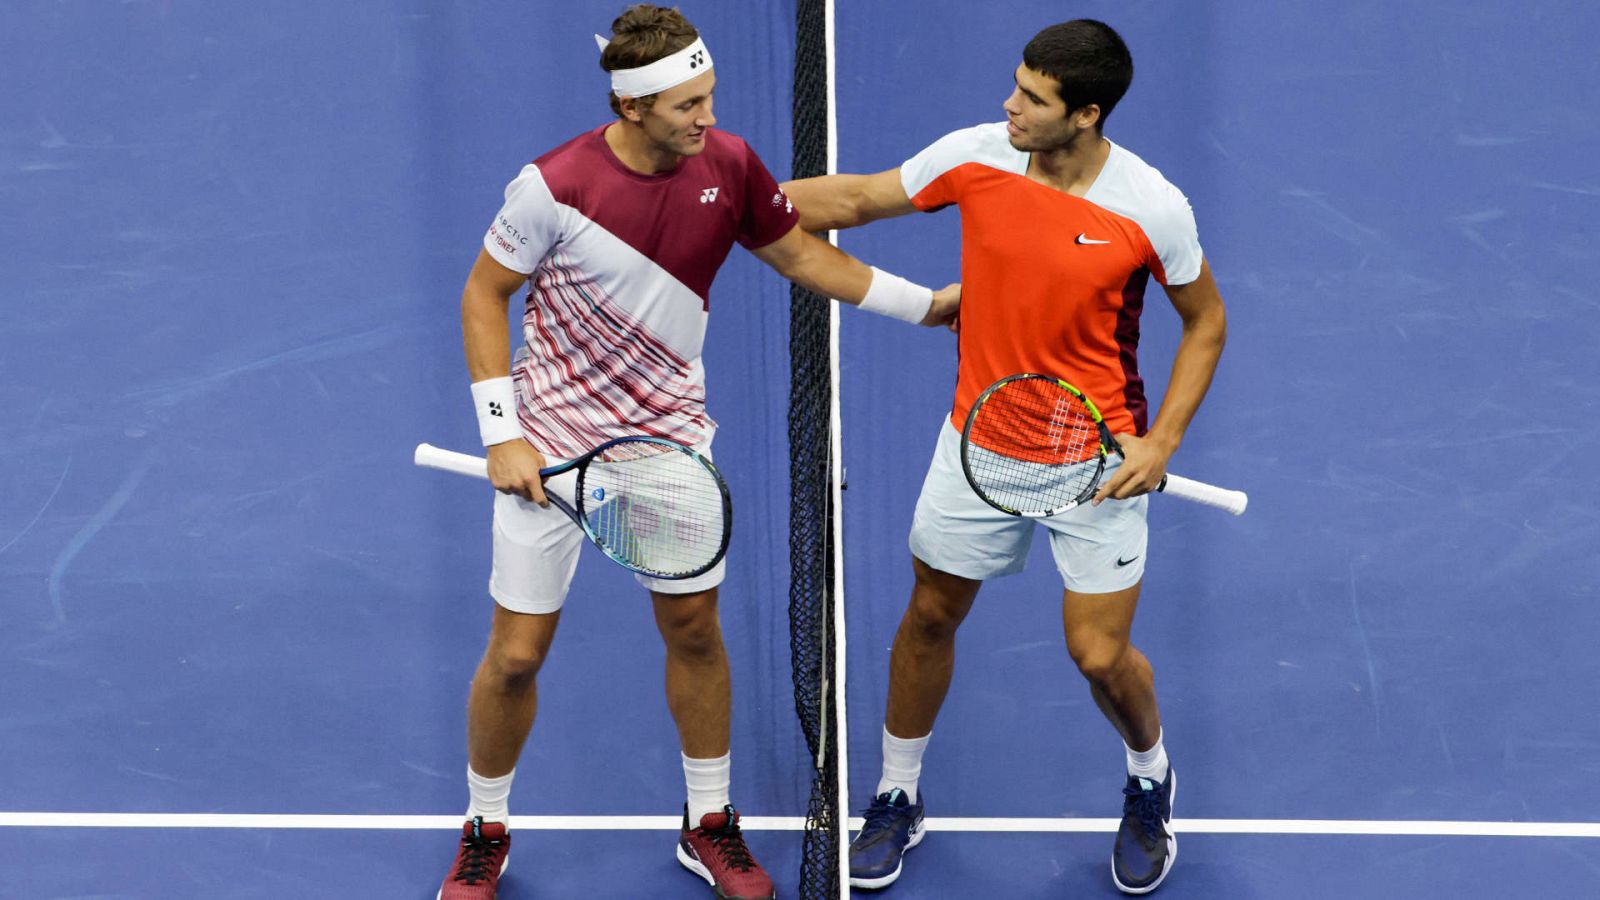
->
[593, 33, 713, 98]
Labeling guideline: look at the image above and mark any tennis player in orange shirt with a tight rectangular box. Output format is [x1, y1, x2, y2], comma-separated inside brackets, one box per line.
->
[783, 19, 1227, 894]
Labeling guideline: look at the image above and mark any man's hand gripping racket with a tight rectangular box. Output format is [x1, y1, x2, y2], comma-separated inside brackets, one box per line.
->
[960, 374, 1248, 517]
[415, 437, 732, 579]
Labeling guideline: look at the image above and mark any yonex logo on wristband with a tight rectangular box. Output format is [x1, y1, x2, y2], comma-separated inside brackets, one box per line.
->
[472, 376, 520, 446]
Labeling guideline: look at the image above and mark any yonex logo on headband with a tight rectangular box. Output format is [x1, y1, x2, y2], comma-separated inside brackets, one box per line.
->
[594, 34, 715, 98]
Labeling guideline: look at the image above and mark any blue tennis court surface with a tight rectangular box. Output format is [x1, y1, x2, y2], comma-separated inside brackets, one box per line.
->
[3, 0, 1598, 897]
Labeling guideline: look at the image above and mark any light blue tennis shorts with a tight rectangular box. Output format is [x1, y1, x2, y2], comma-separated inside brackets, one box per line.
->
[908, 418, 1148, 594]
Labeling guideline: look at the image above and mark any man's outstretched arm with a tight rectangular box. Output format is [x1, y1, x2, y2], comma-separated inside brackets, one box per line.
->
[749, 224, 959, 329]
[781, 168, 919, 233]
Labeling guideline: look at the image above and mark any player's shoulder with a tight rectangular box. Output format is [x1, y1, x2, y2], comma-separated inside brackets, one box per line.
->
[519, 124, 613, 202]
[1098, 141, 1192, 217]
[910, 122, 1026, 173]
[902, 122, 1026, 197]
[532, 124, 608, 170]
[1094, 141, 1202, 277]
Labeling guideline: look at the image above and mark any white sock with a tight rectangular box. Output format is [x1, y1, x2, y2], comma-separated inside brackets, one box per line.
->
[876, 727, 931, 802]
[1125, 730, 1170, 784]
[466, 766, 515, 824]
[682, 752, 732, 825]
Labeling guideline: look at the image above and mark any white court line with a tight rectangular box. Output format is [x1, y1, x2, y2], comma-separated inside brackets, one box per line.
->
[0, 814, 783, 831]
[916, 818, 1600, 838]
[2, 813, 1598, 838]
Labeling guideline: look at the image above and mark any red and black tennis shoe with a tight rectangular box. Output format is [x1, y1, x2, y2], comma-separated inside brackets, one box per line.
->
[438, 817, 510, 899]
[677, 804, 775, 900]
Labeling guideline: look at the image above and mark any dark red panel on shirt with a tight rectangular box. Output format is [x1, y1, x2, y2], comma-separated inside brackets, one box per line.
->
[533, 125, 799, 305]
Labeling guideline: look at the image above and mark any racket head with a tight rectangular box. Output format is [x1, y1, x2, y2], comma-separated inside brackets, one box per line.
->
[960, 373, 1114, 517]
[570, 436, 732, 579]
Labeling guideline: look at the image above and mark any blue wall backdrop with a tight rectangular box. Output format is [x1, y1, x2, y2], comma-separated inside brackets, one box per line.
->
[3, 0, 1599, 896]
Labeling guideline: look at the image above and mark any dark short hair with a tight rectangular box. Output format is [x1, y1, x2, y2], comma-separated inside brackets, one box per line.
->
[1022, 20, 1133, 130]
[601, 4, 700, 116]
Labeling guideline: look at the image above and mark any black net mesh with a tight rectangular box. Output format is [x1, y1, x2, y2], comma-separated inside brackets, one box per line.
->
[789, 0, 839, 896]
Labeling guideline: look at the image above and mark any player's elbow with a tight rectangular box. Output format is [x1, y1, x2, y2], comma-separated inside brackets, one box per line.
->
[836, 178, 888, 228]
[763, 243, 810, 283]
[461, 281, 510, 325]
[1204, 302, 1228, 348]
[1183, 298, 1227, 350]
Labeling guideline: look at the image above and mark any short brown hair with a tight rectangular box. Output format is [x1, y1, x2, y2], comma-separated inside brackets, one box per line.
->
[601, 5, 700, 116]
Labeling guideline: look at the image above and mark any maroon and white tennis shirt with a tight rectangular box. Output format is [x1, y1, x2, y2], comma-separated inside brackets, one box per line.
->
[484, 124, 799, 458]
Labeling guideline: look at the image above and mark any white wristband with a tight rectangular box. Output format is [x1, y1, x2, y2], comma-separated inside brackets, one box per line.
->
[859, 266, 934, 324]
[471, 377, 522, 446]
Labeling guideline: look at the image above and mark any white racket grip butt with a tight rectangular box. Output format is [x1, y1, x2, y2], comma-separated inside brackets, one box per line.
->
[1158, 473, 1248, 515]
[414, 443, 489, 480]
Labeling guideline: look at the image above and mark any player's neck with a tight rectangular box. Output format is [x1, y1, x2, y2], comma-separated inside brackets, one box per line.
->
[604, 120, 686, 175]
[1027, 132, 1111, 197]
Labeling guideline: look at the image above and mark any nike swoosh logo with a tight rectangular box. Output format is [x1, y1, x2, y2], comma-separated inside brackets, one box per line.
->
[1115, 555, 1140, 567]
[1076, 233, 1111, 245]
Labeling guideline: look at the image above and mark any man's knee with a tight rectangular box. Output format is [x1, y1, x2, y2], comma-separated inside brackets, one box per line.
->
[1068, 634, 1130, 686]
[480, 606, 561, 691]
[481, 642, 549, 691]
[656, 594, 725, 661]
[904, 560, 979, 641]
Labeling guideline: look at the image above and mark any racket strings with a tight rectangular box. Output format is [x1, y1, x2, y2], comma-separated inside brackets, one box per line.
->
[966, 379, 1106, 515]
[580, 445, 727, 577]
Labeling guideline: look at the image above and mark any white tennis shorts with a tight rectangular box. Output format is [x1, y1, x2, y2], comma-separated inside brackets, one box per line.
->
[489, 440, 726, 614]
[908, 418, 1148, 594]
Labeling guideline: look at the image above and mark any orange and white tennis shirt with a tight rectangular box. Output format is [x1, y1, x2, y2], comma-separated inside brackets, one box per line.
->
[902, 123, 1203, 437]
[484, 125, 798, 458]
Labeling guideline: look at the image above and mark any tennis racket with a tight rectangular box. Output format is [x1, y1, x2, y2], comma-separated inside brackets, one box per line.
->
[414, 436, 732, 579]
[960, 373, 1248, 517]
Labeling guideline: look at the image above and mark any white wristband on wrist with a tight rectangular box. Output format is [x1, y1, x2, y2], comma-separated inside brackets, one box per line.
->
[858, 266, 934, 325]
[471, 376, 522, 446]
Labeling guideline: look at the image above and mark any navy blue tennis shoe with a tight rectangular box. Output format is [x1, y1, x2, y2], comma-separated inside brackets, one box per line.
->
[1113, 768, 1176, 893]
[848, 788, 925, 889]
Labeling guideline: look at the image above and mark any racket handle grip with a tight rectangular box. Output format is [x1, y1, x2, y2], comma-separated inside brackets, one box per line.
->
[415, 443, 489, 480]
[1158, 473, 1249, 515]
